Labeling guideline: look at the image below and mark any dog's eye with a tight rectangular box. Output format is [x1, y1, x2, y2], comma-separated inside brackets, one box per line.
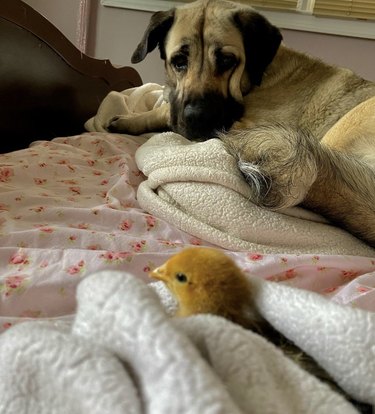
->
[171, 54, 188, 72]
[175, 272, 188, 283]
[216, 53, 238, 73]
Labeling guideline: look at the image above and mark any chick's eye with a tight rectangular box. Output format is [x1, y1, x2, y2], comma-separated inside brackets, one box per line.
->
[175, 272, 188, 283]
[171, 54, 188, 72]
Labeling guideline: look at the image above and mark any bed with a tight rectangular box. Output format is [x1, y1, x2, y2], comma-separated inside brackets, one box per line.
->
[0, 1, 374, 413]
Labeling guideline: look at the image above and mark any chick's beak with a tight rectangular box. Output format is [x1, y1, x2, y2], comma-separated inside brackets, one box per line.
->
[150, 263, 168, 282]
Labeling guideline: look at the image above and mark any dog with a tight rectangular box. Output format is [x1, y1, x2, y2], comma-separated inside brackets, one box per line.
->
[109, 0, 375, 247]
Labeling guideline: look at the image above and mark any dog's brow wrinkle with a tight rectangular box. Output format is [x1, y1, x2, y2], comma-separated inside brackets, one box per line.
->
[179, 44, 190, 55]
[199, 9, 207, 73]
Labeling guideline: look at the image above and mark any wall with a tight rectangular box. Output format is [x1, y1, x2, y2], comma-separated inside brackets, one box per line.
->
[282, 30, 375, 82]
[87, 3, 165, 83]
[22, 0, 91, 52]
[22, 0, 375, 84]
[89, 3, 375, 84]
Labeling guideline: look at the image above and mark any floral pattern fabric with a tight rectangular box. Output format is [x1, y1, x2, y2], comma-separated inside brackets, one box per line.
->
[0, 132, 374, 333]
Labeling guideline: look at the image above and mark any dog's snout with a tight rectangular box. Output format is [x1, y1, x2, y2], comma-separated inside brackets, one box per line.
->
[170, 92, 244, 141]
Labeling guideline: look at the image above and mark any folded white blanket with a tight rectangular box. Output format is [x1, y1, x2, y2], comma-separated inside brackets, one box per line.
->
[84, 83, 165, 132]
[1, 271, 373, 413]
[85, 83, 375, 255]
[136, 132, 375, 255]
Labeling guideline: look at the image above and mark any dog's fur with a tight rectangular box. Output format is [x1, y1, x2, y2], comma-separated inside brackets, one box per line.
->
[110, 0, 375, 247]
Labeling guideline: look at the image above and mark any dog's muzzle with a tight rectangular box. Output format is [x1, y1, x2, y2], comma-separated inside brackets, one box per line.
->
[170, 92, 244, 140]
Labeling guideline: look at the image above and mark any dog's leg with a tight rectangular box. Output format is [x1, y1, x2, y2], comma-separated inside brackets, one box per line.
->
[320, 96, 375, 167]
[303, 148, 375, 246]
[108, 103, 170, 135]
[222, 125, 319, 209]
[222, 125, 375, 246]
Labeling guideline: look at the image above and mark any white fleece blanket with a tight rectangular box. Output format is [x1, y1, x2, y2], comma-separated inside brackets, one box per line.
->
[135, 132, 375, 255]
[85, 83, 374, 256]
[0, 270, 374, 413]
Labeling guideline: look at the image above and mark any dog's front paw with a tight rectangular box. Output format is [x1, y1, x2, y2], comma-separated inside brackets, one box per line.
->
[107, 104, 171, 135]
[222, 125, 318, 209]
[107, 115, 145, 135]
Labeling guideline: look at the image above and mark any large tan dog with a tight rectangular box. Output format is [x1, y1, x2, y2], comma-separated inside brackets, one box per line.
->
[110, 0, 375, 247]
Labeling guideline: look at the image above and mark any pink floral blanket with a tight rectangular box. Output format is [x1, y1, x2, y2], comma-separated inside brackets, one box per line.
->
[0, 132, 374, 333]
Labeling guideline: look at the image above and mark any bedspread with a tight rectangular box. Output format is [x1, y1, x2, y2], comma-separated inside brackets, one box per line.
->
[0, 131, 375, 331]
[0, 132, 205, 330]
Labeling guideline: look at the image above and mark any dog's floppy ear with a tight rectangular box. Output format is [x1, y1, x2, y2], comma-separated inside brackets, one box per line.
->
[233, 10, 282, 86]
[131, 9, 175, 63]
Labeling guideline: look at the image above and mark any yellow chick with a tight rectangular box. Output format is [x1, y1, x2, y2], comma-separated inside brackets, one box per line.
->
[150, 247, 261, 329]
[151, 247, 358, 401]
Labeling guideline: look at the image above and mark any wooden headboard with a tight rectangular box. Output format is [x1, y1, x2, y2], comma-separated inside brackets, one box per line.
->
[0, 0, 142, 153]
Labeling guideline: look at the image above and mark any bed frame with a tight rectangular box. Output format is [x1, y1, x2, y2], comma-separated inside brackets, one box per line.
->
[0, 0, 142, 153]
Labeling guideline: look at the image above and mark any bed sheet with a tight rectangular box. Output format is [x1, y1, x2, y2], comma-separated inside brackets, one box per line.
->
[0, 132, 374, 333]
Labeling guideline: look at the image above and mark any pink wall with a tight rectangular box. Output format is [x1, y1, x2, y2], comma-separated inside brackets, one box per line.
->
[90, 4, 375, 84]
[282, 30, 375, 82]
[22, 0, 91, 52]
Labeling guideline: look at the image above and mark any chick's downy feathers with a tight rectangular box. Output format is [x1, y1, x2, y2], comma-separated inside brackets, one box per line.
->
[150, 247, 259, 327]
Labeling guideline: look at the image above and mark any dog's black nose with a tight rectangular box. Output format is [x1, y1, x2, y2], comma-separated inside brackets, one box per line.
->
[183, 99, 220, 139]
[184, 101, 211, 125]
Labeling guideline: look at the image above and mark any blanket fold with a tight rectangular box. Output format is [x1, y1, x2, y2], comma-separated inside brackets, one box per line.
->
[2, 271, 372, 413]
[251, 277, 375, 403]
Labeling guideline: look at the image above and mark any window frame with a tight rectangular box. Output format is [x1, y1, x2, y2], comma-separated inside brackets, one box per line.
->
[100, 0, 375, 40]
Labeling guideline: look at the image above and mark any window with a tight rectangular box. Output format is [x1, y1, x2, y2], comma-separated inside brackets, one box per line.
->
[101, 0, 375, 39]
[244, 0, 375, 19]
[236, 0, 299, 11]
[313, 1, 375, 20]
[101, 1, 191, 12]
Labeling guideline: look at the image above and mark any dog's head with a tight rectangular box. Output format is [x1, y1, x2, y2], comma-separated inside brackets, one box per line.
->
[132, 0, 282, 140]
